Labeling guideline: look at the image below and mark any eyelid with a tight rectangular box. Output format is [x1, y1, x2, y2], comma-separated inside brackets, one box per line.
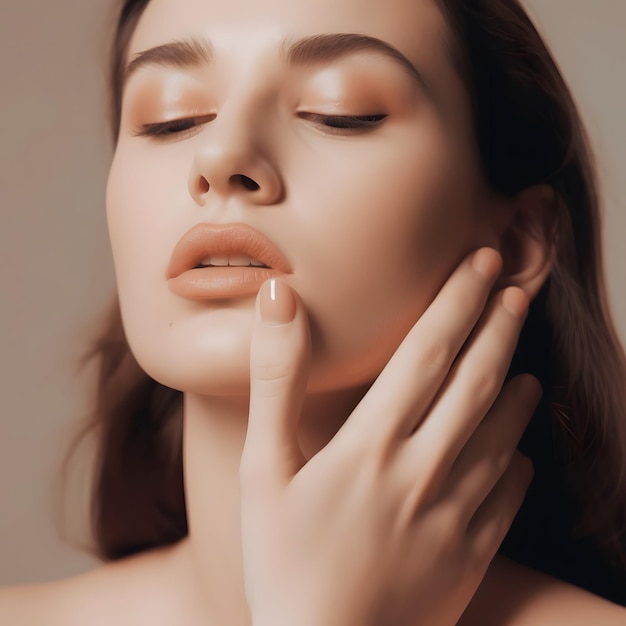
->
[297, 112, 387, 133]
[130, 110, 387, 142]
[132, 113, 216, 141]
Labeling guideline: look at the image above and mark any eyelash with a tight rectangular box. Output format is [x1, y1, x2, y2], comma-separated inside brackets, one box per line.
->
[298, 113, 387, 133]
[133, 115, 215, 141]
[133, 113, 387, 141]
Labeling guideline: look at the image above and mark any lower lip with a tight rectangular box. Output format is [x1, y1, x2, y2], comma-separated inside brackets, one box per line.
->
[168, 267, 286, 300]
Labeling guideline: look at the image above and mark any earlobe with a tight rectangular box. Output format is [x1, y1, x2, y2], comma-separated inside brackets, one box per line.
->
[496, 184, 559, 300]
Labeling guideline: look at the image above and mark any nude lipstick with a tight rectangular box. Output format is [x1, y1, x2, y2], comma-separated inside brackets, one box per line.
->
[167, 223, 292, 300]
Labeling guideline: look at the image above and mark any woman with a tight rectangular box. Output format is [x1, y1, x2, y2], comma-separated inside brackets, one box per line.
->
[1, 0, 625, 623]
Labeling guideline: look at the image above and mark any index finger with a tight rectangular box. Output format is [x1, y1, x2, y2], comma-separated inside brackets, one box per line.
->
[339, 247, 502, 446]
[242, 279, 311, 490]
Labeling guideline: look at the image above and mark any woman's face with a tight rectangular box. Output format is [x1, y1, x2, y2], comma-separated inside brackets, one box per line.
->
[107, 0, 499, 395]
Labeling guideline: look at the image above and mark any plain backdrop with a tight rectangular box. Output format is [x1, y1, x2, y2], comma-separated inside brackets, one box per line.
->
[0, 1, 625, 585]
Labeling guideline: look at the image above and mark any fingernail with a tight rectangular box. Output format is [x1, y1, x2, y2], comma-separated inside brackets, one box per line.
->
[501, 287, 529, 317]
[260, 279, 296, 325]
[472, 248, 501, 280]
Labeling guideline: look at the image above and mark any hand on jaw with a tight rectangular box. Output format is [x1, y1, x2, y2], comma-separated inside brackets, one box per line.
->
[240, 247, 539, 626]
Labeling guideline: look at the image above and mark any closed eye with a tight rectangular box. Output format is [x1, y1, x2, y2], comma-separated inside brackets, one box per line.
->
[133, 114, 216, 141]
[298, 113, 387, 134]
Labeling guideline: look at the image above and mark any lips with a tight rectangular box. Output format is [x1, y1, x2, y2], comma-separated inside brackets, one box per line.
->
[167, 223, 292, 300]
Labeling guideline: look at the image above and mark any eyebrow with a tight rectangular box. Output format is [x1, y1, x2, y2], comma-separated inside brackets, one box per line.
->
[124, 38, 213, 85]
[284, 33, 428, 91]
[123, 32, 430, 93]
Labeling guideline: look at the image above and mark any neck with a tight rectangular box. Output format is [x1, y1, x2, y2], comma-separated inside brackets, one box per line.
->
[182, 386, 368, 625]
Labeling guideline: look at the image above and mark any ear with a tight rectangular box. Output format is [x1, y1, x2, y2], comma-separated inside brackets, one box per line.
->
[495, 184, 559, 299]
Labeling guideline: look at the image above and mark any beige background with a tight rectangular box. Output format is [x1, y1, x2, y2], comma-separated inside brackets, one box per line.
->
[0, 1, 624, 585]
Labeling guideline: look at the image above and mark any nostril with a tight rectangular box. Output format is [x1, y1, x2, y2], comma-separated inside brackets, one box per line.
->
[198, 176, 209, 194]
[231, 174, 260, 191]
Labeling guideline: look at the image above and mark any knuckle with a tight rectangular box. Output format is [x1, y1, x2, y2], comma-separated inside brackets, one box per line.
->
[480, 450, 510, 483]
[469, 453, 508, 491]
[364, 427, 399, 473]
[471, 371, 501, 403]
[417, 339, 454, 372]
[252, 360, 294, 384]
[437, 507, 466, 554]
[395, 473, 434, 528]
[491, 451, 511, 479]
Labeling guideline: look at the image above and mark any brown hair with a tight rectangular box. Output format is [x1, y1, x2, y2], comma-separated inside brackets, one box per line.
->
[73, 0, 626, 601]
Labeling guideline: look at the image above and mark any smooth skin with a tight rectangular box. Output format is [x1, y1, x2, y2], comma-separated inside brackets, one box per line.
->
[1, 0, 625, 623]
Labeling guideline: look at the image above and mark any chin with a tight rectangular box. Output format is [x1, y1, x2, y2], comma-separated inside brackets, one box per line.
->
[136, 344, 253, 396]
[123, 305, 256, 396]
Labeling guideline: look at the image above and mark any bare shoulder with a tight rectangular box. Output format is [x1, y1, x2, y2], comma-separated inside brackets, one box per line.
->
[457, 555, 626, 626]
[0, 541, 193, 626]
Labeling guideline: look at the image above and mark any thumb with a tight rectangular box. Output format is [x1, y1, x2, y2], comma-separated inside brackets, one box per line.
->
[242, 278, 311, 489]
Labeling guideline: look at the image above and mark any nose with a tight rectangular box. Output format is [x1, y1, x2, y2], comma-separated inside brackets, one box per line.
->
[188, 114, 284, 206]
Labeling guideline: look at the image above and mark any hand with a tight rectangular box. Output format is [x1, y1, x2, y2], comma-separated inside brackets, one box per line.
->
[240, 248, 540, 626]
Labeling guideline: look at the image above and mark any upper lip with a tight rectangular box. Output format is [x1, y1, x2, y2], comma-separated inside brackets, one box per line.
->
[166, 222, 292, 278]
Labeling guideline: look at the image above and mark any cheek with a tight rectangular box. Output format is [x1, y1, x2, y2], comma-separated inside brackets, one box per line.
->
[288, 126, 483, 389]
[106, 149, 253, 394]
[106, 149, 173, 328]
